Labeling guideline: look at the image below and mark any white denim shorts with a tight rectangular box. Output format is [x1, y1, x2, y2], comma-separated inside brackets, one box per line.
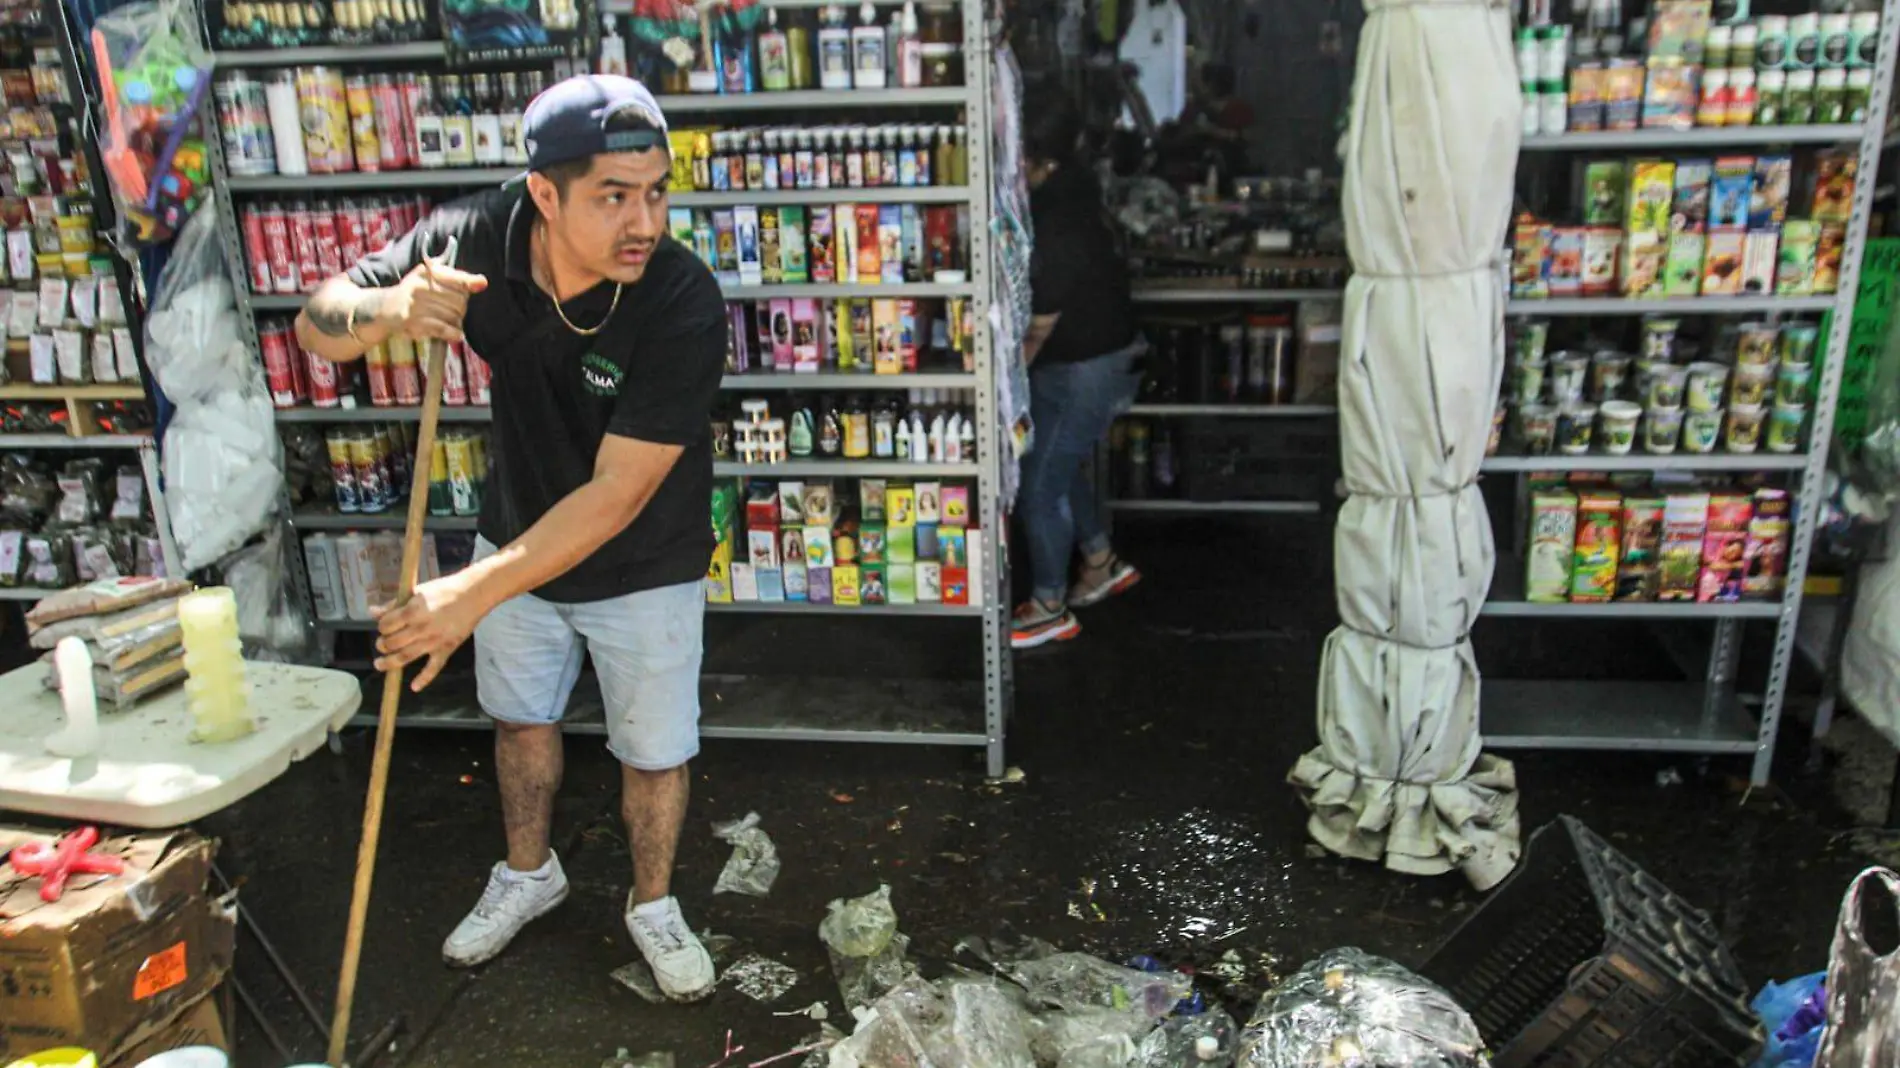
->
[471, 537, 704, 769]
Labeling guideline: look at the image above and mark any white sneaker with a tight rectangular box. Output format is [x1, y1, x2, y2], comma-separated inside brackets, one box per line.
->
[442, 853, 570, 967]
[624, 894, 715, 1002]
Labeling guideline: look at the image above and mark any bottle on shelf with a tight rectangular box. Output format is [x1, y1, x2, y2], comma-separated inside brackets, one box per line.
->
[786, 10, 815, 89]
[441, 75, 476, 168]
[499, 72, 528, 165]
[843, 394, 871, 458]
[600, 13, 630, 77]
[412, 73, 447, 170]
[819, 5, 854, 90]
[470, 73, 504, 166]
[852, 2, 888, 89]
[820, 395, 844, 456]
[896, 1, 924, 88]
[758, 8, 791, 91]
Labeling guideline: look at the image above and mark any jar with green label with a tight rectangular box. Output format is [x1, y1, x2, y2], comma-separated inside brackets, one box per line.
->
[1846, 67, 1873, 122]
[1850, 11, 1880, 67]
[1757, 14, 1789, 67]
[1756, 67, 1787, 124]
[1785, 67, 1816, 122]
[1815, 67, 1846, 123]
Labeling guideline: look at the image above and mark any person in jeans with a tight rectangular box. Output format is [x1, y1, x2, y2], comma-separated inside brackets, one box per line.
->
[1011, 90, 1145, 650]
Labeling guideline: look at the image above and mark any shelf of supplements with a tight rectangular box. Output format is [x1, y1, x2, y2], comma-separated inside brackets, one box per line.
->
[293, 504, 478, 531]
[656, 87, 972, 114]
[1505, 296, 1837, 316]
[1131, 288, 1345, 303]
[276, 405, 494, 423]
[0, 433, 153, 449]
[252, 282, 975, 312]
[1106, 499, 1323, 515]
[229, 169, 520, 193]
[1480, 451, 1809, 473]
[674, 186, 974, 207]
[344, 672, 989, 745]
[1127, 403, 1337, 417]
[1482, 566, 1783, 619]
[1520, 125, 1866, 151]
[715, 460, 977, 477]
[1481, 679, 1758, 753]
[723, 372, 975, 389]
[212, 41, 446, 66]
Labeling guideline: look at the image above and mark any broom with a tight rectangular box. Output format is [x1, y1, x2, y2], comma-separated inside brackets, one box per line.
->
[328, 238, 461, 1067]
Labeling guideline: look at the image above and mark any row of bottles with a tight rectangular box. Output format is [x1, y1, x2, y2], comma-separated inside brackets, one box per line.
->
[408, 71, 548, 169]
[717, 392, 977, 464]
[684, 124, 967, 192]
[214, 0, 433, 49]
[623, 1, 964, 95]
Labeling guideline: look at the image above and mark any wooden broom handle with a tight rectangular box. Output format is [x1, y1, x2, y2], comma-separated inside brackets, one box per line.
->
[329, 238, 460, 1066]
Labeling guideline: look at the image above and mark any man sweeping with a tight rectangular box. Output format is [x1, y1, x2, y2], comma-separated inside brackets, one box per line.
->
[293, 75, 723, 1001]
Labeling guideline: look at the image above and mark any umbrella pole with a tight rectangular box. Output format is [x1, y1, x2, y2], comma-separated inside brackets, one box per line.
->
[328, 243, 460, 1066]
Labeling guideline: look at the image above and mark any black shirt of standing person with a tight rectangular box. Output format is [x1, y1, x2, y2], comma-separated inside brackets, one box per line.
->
[1028, 165, 1137, 365]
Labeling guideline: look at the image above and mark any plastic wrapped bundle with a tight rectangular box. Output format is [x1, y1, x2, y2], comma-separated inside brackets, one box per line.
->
[819, 885, 914, 1009]
[1235, 948, 1487, 1068]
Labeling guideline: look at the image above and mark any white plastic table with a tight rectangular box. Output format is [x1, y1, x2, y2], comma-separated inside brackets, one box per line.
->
[0, 661, 361, 827]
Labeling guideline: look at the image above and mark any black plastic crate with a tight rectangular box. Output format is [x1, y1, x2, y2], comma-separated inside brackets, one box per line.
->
[1420, 816, 1763, 1068]
[1176, 417, 1338, 502]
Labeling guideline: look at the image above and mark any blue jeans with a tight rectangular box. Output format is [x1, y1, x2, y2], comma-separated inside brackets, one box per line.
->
[1020, 340, 1145, 604]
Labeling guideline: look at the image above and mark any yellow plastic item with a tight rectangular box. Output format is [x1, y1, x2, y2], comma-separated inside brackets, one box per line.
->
[178, 586, 254, 744]
[5, 1050, 98, 1068]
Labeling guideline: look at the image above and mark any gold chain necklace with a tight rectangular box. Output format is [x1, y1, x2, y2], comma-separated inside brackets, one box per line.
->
[536, 223, 623, 337]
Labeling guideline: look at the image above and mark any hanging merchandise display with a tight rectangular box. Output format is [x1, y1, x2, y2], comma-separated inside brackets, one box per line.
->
[440, 0, 592, 66]
[1116, 0, 1186, 125]
[1290, 0, 1522, 890]
[87, 0, 212, 245]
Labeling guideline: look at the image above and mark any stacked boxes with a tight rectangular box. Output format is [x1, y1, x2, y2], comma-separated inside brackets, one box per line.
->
[1523, 479, 1788, 604]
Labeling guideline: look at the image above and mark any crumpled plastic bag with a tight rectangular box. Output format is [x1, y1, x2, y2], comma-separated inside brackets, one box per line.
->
[148, 210, 282, 570]
[828, 976, 1035, 1068]
[1008, 953, 1191, 1020]
[89, 0, 212, 247]
[220, 521, 316, 663]
[820, 885, 914, 1009]
[1056, 1033, 1138, 1068]
[1137, 1005, 1238, 1066]
[1031, 1007, 1160, 1065]
[712, 811, 781, 896]
[1235, 948, 1486, 1068]
[1748, 972, 1827, 1068]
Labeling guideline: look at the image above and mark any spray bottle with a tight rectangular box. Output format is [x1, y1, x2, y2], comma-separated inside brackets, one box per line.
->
[852, 1, 887, 88]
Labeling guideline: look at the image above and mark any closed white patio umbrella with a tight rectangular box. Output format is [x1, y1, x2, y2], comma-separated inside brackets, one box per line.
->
[1288, 0, 1523, 890]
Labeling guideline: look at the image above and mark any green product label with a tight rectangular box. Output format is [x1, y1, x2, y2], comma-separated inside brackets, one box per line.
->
[1841, 237, 1900, 449]
[581, 352, 624, 397]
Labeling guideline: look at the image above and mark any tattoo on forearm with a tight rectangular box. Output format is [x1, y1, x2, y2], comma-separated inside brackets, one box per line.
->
[306, 289, 386, 338]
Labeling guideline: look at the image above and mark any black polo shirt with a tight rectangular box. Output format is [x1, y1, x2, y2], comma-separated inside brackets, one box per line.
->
[1029, 166, 1137, 364]
[347, 186, 725, 604]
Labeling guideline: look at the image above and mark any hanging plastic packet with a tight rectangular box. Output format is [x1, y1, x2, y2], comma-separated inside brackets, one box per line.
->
[89, 0, 213, 245]
[711, 811, 781, 896]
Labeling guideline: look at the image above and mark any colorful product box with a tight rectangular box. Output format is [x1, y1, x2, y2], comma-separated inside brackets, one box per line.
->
[916, 560, 942, 602]
[1709, 157, 1754, 228]
[860, 478, 887, 521]
[802, 482, 835, 526]
[735, 205, 762, 286]
[757, 568, 786, 602]
[744, 482, 778, 529]
[1776, 220, 1820, 296]
[668, 208, 694, 247]
[1698, 492, 1754, 603]
[1701, 229, 1747, 295]
[1671, 159, 1711, 231]
[731, 561, 759, 601]
[792, 298, 820, 372]
[780, 205, 808, 283]
[1813, 151, 1857, 222]
[885, 485, 916, 526]
[712, 209, 739, 284]
[966, 529, 986, 605]
[1646, 0, 1712, 61]
[941, 486, 970, 527]
[858, 522, 886, 564]
[855, 204, 881, 281]
[887, 523, 916, 564]
[779, 528, 806, 570]
[914, 482, 942, 524]
[838, 204, 860, 283]
[759, 207, 782, 284]
[810, 206, 835, 283]
[1511, 217, 1551, 299]
[942, 566, 969, 605]
[1741, 229, 1779, 296]
[1658, 492, 1711, 601]
[778, 481, 805, 525]
[1582, 227, 1622, 296]
[1748, 155, 1792, 228]
[807, 566, 832, 604]
[767, 298, 794, 371]
[861, 563, 887, 605]
[915, 523, 939, 561]
[1622, 233, 1668, 298]
[901, 203, 925, 282]
[705, 539, 734, 603]
[1743, 488, 1792, 598]
[1582, 161, 1626, 226]
[1640, 62, 1698, 131]
[1571, 491, 1622, 603]
[1815, 223, 1847, 294]
[1626, 160, 1676, 238]
[833, 565, 861, 606]
[725, 304, 751, 372]
[872, 299, 903, 374]
[745, 529, 780, 571]
[1616, 495, 1666, 601]
[1526, 488, 1579, 603]
[888, 562, 916, 605]
[878, 205, 905, 284]
[1663, 232, 1705, 297]
[939, 526, 968, 569]
[692, 210, 717, 268]
[784, 559, 809, 600]
[804, 527, 835, 568]
[1548, 228, 1584, 297]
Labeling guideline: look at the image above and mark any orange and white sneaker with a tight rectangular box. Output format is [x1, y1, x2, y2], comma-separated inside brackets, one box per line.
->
[1068, 556, 1141, 608]
[1011, 600, 1081, 649]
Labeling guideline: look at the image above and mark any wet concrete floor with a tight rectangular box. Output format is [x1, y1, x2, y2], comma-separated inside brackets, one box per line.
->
[204, 516, 1900, 1067]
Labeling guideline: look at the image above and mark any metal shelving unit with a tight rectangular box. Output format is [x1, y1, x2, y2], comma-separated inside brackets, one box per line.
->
[1130, 287, 1344, 303]
[1494, 4, 1899, 785]
[1108, 499, 1322, 515]
[201, 0, 1010, 773]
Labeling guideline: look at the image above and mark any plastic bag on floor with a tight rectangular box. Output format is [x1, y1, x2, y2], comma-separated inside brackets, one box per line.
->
[828, 976, 945, 1068]
[1009, 953, 1191, 1020]
[947, 982, 1036, 1068]
[599, 1052, 673, 1068]
[1056, 1033, 1138, 1068]
[712, 811, 781, 896]
[1235, 948, 1486, 1068]
[820, 884, 913, 1008]
[1749, 972, 1827, 1068]
[1136, 1006, 1238, 1066]
[1031, 1008, 1158, 1065]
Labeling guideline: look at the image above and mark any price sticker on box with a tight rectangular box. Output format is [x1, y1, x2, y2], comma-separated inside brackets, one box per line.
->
[133, 941, 188, 1001]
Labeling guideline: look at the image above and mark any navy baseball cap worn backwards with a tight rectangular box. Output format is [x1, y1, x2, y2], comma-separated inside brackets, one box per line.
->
[521, 74, 670, 173]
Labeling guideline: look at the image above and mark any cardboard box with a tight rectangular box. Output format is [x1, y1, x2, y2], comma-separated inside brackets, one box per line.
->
[916, 561, 942, 602]
[833, 565, 861, 606]
[1663, 232, 1705, 296]
[1616, 496, 1666, 601]
[939, 526, 968, 568]
[1741, 229, 1780, 296]
[1582, 160, 1626, 226]
[915, 523, 940, 562]
[804, 527, 835, 568]
[745, 529, 780, 571]
[0, 829, 234, 1064]
[760, 207, 782, 284]
[861, 563, 887, 605]
[1658, 491, 1711, 601]
[859, 478, 887, 522]
[942, 566, 970, 605]
[778, 482, 806, 526]
[757, 568, 786, 602]
[1671, 158, 1711, 231]
[704, 539, 734, 603]
[858, 523, 887, 565]
[1698, 492, 1754, 602]
[1526, 488, 1578, 603]
[914, 482, 942, 524]
[885, 486, 916, 527]
[1749, 155, 1792, 228]
[783, 559, 809, 601]
[807, 566, 832, 604]
[1622, 232, 1667, 297]
[888, 562, 916, 605]
[801, 483, 835, 527]
[940, 486, 970, 527]
[1701, 228, 1746, 295]
[1709, 157, 1753, 228]
[1742, 488, 1790, 598]
[106, 988, 226, 1068]
[1571, 491, 1622, 603]
[731, 562, 759, 601]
